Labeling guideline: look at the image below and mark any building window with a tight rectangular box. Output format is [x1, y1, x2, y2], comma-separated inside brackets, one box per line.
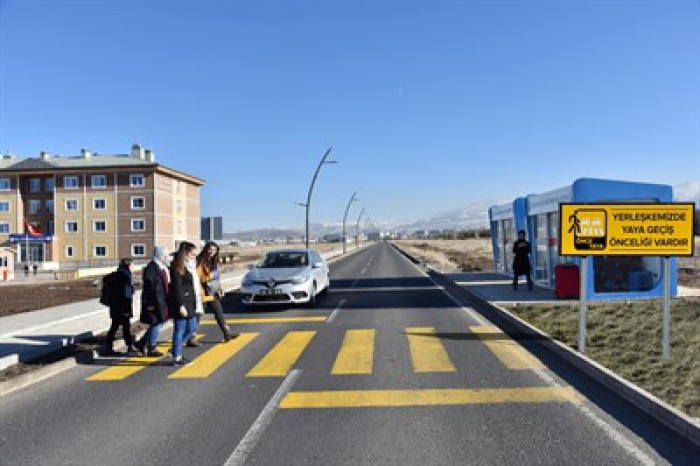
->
[131, 219, 146, 232]
[0, 178, 10, 191]
[29, 200, 41, 214]
[64, 176, 79, 189]
[47, 221, 54, 235]
[176, 199, 182, 214]
[65, 246, 74, 258]
[131, 244, 146, 257]
[131, 196, 145, 210]
[176, 180, 182, 194]
[93, 198, 106, 210]
[0, 257, 6, 267]
[46, 200, 54, 214]
[65, 221, 79, 233]
[177, 219, 183, 234]
[94, 246, 107, 257]
[93, 220, 107, 232]
[130, 174, 145, 187]
[91, 175, 107, 189]
[45, 178, 54, 192]
[29, 178, 41, 193]
[0, 201, 10, 213]
[65, 199, 79, 211]
[0, 223, 9, 234]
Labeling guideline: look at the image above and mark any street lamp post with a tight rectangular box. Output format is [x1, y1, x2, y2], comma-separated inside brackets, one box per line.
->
[356, 208, 366, 249]
[303, 147, 336, 249]
[342, 191, 359, 254]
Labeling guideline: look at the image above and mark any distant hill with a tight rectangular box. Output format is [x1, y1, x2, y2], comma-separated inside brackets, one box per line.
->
[224, 181, 699, 241]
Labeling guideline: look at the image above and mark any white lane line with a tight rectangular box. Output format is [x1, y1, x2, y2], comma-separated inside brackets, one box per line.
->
[392, 246, 489, 326]
[224, 369, 302, 466]
[533, 368, 656, 465]
[326, 299, 346, 323]
[392, 245, 657, 465]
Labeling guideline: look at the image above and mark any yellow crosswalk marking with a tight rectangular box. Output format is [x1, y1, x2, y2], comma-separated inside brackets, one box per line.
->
[86, 342, 171, 381]
[169, 333, 259, 379]
[331, 329, 375, 375]
[246, 331, 316, 377]
[200, 317, 327, 325]
[280, 387, 582, 409]
[470, 326, 544, 370]
[406, 327, 456, 373]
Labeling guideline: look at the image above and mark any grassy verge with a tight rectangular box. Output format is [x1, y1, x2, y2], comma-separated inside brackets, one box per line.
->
[504, 299, 700, 418]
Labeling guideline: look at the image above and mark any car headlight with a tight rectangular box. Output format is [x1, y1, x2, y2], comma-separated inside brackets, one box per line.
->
[242, 276, 253, 287]
[292, 275, 310, 285]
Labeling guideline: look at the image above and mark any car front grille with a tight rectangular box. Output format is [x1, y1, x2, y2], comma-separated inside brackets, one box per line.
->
[252, 280, 292, 286]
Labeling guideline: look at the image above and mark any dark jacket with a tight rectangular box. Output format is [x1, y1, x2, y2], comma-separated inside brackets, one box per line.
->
[109, 267, 134, 319]
[140, 261, 169, 325]
[512, 239, 532, 274]
[168, 266, 197, 319]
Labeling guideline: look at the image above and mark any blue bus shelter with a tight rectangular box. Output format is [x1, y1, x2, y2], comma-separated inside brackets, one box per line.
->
[490, 178, 677, 300]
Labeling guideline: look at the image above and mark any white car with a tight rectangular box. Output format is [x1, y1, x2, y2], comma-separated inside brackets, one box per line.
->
[239, 249, 330, 307]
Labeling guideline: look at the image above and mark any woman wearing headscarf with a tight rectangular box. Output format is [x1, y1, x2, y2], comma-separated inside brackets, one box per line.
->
[196, 241, 238, 342]
[135, 246, 170, 356]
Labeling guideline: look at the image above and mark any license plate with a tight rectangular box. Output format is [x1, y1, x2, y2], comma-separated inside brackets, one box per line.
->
[259, 289, 283, 295]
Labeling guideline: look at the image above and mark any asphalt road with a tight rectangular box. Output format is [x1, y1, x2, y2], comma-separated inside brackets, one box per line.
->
[1, 242, 698, 465]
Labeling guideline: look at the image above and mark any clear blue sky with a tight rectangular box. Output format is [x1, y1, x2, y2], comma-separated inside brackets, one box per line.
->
[1, 0, 698, 230]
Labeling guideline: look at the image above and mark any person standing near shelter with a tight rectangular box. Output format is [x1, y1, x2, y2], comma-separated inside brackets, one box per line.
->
[103, 258, 136, 356]
[512, 230, 533, 291]
[135, 246, 170, 357]
[197, 241, 238, 342]
[169, 241, 199, 366]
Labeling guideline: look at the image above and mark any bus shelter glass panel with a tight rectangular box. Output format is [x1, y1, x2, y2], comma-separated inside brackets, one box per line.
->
[547, 212, 560, 287]
[534, 214, 548, 286]
[503, 219, 514, 273]
[593, 256, 662, 293]
[493, 222, 503, 272]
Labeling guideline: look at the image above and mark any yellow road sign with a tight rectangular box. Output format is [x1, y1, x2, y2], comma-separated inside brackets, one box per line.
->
[559, 203, 695, 256]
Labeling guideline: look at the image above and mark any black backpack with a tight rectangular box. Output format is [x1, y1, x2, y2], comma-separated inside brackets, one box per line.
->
[100, 271, 119, 306]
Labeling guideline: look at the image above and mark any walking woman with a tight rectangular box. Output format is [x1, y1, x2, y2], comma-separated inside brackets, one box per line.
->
[512, 229, 534, 291]
[135, 246, 170, 357]
[169, 241, 199, 366]
[197, 241, 238, 342]
[103, 258, 136, 356]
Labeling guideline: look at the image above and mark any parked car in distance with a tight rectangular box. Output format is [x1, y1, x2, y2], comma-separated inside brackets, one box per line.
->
[239, 249, 330, 307]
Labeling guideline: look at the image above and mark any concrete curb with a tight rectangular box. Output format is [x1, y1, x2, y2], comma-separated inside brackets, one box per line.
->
[390, 243, 700, 450]
[0, 245, 371, 396]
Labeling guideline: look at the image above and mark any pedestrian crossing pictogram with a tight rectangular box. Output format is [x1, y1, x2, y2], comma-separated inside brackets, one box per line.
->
[86, 325, 543, 382]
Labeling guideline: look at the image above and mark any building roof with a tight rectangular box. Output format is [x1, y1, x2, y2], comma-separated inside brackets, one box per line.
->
[0, 152, 205, 186]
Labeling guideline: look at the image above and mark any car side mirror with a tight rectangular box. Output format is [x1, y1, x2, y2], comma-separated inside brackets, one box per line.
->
[313, 262, 323, 269]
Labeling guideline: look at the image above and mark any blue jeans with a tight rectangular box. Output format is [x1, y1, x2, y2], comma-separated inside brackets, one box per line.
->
[171, 316, 197, 358]
[143, 323, 163, 348]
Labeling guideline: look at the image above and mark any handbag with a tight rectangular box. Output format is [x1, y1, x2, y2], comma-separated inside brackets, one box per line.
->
[205, 278, 222, 297]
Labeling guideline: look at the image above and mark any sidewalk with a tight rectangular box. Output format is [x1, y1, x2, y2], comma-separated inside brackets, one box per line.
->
[0, 247, 351, 371]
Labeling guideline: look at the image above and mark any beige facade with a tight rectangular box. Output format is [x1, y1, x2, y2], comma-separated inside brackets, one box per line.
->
[0, 147, 205, 268]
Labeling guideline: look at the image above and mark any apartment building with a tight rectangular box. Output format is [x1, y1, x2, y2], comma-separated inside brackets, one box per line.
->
[0, 145, 205, 269]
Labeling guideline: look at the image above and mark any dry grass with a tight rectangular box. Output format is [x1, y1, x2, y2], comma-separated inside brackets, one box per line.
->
[504, 299, 700, 417]
[393, 239, 493, 273]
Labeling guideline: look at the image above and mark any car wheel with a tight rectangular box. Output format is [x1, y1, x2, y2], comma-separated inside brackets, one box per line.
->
[308, 284, 317, 308]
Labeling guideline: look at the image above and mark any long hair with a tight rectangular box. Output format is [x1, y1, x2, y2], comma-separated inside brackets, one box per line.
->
[197, 241, 220, 273]
[172, 241, 196, 275]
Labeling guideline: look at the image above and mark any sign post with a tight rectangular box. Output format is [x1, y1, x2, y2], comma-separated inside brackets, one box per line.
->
[662, 256, 671, 363]
[559, 203, 695, 362]
[579, 256, 588, 353]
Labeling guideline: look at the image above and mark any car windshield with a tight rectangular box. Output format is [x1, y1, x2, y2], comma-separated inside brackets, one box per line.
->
[258, 252, 308, 268]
